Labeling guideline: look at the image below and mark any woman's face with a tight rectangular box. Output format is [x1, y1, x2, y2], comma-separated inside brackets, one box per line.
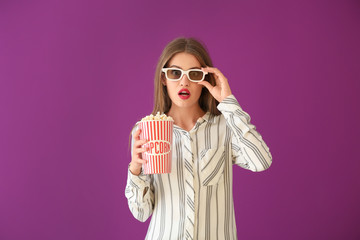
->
[162, 52, 204, 110]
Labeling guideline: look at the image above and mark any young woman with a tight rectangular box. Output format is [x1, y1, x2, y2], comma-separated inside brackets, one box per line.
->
[125, 37, 273, 240]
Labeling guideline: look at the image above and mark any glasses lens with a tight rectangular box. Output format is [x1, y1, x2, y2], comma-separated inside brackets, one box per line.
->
[167, 69, 182, 80]
[189, 70, 204, 81]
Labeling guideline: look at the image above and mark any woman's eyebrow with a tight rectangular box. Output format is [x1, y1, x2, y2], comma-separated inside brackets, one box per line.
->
[170, 65, 201, 69]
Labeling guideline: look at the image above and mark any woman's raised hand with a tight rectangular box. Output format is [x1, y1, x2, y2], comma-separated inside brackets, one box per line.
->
[129, 129, 148, 176]
[198, 66, 232, 103]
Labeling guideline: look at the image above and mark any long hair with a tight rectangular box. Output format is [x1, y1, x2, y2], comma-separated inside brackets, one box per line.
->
[153, 37, 221, 116]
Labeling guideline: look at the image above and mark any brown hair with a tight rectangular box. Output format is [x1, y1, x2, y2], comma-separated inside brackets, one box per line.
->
[153, 36, 220, 115]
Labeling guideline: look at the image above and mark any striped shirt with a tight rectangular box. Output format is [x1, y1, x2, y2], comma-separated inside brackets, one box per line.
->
[125, 94, 273, 240]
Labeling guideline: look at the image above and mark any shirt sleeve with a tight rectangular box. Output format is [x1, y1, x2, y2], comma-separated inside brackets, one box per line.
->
[124, 123, 154, 222]
[217, 94, 273, 172]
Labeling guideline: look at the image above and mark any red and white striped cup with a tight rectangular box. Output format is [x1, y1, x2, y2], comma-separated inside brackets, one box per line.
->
[139, 120, 173, 174]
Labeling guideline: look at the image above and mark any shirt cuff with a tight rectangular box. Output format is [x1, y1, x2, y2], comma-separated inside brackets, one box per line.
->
[127, 164, 150, 187]
[217, 94, 244, 112]
[217, 94, 252, 129]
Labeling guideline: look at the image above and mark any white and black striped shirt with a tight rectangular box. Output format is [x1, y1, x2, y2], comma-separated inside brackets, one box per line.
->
[125, 94, 273, 240]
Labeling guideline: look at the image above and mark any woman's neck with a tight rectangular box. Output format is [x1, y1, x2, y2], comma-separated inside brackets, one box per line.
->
[166, 104, 206, 132]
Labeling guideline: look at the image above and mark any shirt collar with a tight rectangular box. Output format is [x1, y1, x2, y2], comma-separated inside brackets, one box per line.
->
[173, 111, 216, 132]
[202, 111, 218, 123]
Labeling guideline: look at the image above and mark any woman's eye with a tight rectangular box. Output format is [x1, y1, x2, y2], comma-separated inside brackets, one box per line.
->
[190, 71, 199, 76]
[171, 70, 181, 76]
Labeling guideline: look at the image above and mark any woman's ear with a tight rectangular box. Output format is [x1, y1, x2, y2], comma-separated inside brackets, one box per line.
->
[161, 74, 166, 86]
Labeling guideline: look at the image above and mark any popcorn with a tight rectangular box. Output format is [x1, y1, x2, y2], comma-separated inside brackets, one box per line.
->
[141, 112, 174, 121]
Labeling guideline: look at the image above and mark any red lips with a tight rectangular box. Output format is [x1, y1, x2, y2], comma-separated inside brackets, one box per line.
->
[178, 88, 190, 100]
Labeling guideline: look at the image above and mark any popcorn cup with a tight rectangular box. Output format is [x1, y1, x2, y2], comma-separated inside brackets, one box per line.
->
[139, 120, 173, 174]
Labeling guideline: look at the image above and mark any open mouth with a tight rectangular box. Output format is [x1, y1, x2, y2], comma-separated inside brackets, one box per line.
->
[178, 88, 190, 99]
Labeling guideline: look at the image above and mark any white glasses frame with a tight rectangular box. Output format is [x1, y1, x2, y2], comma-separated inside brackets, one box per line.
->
[161, 68, 208, 82]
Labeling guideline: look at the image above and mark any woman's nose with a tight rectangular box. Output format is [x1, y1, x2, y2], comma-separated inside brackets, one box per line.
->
[180, 74, 190, 86]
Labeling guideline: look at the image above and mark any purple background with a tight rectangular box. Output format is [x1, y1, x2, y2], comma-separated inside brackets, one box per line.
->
[1, 0, 359, 239]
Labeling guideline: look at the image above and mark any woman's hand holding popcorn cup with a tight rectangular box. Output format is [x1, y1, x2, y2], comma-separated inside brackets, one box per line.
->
[130, 129, 148, 176]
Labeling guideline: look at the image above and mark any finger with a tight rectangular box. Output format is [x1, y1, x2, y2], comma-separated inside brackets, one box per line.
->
[133, 129, 141, 141]
[213, 74, 221, 86]
[202, 67, 220, 84]
[202, 66, 220, 73]
[202, 67, 227, 82]
[202, 68, 221, 86]
[134, 139, 147, 148]
[135, 157, 147, 164]
[134, 147, 148, 154]
[202, 66, 219, 74]
[197, 81, 214, 92]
